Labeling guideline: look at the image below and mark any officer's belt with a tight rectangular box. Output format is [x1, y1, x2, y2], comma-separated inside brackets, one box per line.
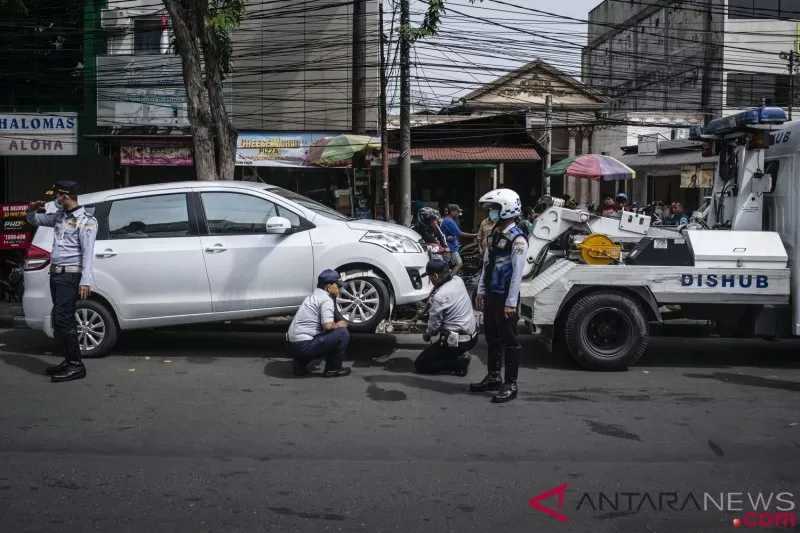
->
[50, 265, 82, 274]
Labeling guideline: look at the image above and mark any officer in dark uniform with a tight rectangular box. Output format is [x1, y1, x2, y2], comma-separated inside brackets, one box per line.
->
[414, 259, 478, 376]
[27, 181, 98, 382]
[470, 188, 529, 403]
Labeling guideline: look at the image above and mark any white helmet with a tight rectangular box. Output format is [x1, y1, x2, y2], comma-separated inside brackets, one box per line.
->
[479, 188, 521, 220]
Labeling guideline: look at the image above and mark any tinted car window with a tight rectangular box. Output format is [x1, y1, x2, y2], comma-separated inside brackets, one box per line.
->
[108, 194, 190, 239]
[202, 192, 285, 235]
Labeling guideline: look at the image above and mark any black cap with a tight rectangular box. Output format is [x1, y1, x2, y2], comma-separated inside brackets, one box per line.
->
[317, 269, 342, 286]
[425, 258, 450, 276]
[45, 180, 79, 198]
[447, 203, 462, 214]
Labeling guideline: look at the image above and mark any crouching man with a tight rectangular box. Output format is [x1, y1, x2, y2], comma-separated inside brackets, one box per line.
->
[287, 269, 352, 377]
[414, 259, 478, 376]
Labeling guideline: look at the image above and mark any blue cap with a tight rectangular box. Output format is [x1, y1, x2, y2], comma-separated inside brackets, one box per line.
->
[317, 269, 341, 286]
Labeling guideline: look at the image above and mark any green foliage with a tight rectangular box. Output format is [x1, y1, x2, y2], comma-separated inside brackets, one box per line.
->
[207, 0, 244, 75]
[405, 0, 479, 42]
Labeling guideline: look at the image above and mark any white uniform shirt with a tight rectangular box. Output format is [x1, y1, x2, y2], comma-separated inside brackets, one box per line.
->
[427, 276, 477, 338]
[287, 288, 336, 342]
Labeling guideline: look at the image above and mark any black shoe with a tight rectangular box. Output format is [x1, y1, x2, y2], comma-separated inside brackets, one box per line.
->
[45, 359, 70, 376]
[323, 367, 351, 378]
[469, 373, 502, 392]
[450, 356, 471, 377]
[51, 362, 86, 383]
[491, 382, 518, 403]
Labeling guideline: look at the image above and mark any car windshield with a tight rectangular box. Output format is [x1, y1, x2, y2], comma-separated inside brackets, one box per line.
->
[268, 186, 350, 221]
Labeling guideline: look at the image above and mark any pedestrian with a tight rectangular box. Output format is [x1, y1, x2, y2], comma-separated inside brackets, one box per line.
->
[26, 181, 97, 383]
[600, 197, 617, 217]
[519, 206, 536, 236]
[440, 204, 476, 276]
[664, 201, 689, 226]
[477, 214, 495, 258]
[286, 269, 352, 377]
[414, 259, 478, 376]
[470, 188, 529, 403]
[615, 192, 628, 212]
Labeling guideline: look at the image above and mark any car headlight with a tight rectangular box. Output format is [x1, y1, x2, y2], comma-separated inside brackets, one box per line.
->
[360, 231, 424, 253]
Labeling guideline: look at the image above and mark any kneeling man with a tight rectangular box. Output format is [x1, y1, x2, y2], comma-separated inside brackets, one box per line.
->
[287, 269, 351, 377]
[415, 259, 478, 375]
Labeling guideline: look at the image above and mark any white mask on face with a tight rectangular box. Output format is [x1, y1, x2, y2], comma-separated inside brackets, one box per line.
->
[489, 209, 500, 222]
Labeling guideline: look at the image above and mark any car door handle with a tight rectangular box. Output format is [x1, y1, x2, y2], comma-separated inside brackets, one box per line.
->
[205, 244, 227, 253]
[96, 249, 117, 258]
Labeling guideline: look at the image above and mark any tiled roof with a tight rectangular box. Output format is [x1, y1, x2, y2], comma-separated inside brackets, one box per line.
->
[409, 146, 541, 162]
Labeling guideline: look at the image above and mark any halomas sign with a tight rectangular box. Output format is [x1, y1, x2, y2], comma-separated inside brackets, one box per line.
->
[0, 113, 78, 156]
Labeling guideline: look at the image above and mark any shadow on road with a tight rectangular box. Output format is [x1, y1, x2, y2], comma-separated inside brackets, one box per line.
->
[684, 372, 800, 392]
[0, 353, 52, 376]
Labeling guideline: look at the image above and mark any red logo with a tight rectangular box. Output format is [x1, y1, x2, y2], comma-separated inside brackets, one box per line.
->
[529, 483, 569, 522]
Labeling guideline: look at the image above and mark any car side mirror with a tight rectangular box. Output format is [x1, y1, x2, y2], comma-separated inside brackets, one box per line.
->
[266, 216, 292, 235]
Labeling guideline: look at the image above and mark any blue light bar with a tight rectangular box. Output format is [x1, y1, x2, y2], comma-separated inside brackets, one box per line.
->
[704, 107, 788, 136]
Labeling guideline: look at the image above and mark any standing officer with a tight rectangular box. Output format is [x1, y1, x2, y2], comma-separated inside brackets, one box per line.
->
[414, 259, 477, 375]
[26, 181, 97, 383]
[287, 269, 352, 377]
[470, 188, 528, 403]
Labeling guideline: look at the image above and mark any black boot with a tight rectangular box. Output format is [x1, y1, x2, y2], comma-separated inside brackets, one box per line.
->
[469, 372, 502, 392]
[45, 359, 70, 376]
[323, 367, 351, 378]
[492, 382, 517, 403]
[51, 362, 86, 383]
[450, 355, 471, 377]
[491, 382, 518, 403]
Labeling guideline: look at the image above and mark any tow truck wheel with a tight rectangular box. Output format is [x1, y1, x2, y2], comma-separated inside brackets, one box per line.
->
[563, 291, 648, 370]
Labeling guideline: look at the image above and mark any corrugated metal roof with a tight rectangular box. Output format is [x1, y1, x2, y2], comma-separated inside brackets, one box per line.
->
[409, 146, 541, 162]
[620, 151, 717, 168]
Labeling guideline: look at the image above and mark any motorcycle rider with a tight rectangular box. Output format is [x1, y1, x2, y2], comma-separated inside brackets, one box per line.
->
[413, 206, 448, 252]
[470, 188, 529, 403]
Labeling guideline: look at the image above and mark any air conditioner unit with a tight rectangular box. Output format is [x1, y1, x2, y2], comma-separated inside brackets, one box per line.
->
[101, 9, 133, 30]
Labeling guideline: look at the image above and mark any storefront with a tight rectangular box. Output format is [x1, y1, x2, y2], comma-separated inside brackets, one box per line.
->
[117, 138, 195, 186]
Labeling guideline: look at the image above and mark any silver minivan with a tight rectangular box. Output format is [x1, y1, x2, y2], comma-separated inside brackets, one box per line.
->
[23, 181, 429, 356]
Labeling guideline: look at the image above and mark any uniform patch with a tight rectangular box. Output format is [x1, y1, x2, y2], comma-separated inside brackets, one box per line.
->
[512, 241, 526, 255]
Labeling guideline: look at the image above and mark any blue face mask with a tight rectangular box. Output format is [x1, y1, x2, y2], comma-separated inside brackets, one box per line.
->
[489, 209, 500, 222]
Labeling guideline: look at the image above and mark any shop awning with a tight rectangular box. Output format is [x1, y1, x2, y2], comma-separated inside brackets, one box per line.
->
[620, 151, 717, 169]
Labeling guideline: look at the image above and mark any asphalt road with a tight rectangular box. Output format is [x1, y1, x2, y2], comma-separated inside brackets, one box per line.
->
[0, 326, 798, 533]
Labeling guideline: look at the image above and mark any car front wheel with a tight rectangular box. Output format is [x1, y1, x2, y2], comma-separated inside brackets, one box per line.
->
[336, 274, 390, 333]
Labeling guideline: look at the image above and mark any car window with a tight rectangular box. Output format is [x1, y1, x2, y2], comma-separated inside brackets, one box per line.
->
[268, 186, 350, 220]
[201, 192, 293, 235]
[108, 194, 190, 239]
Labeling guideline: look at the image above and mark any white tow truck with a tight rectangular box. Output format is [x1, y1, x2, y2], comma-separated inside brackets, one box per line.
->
[519, 106, 796, 370]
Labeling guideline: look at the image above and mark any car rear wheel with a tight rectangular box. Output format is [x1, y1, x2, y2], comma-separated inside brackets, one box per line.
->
[563, 291, 648, 370]
[75, 299, 118, 358]
[337, 274, 390, 333]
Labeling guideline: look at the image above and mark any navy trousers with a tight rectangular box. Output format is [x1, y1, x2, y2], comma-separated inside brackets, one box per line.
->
[289, 328, 350, 372]
[50, 272, 82, 363]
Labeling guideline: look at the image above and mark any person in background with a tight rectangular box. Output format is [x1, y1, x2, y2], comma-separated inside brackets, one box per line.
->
[414, 259, 478, 376]
[563, 194, 577, 209]
[440, 204, 476, 276]
[615, 192, 628, 212]
[664, 201, 689, 226]
[477, 214, 495, 259]
[286, 269, 352, 378]
[600, 197, 618, 217]
[470, 188, 529, 403]
[26, 181, 97, 383]
[413, 206, 447, 250]
[519, 206, 536, 236]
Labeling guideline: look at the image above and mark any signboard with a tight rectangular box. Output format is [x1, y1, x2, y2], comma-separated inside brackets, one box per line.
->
[236, 132, 329, 167]
[637, 134, 659, 156]
[121, 141, 193, 166]
[0, 203, 33, 249]
[681, 165, 714, 188]
[0, 113, 78, 156]
[97, 56, 188, 127]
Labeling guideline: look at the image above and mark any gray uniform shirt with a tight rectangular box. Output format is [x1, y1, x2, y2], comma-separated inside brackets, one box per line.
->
[427, 276, 477, 338]
[27, 206, 98, 288]
[287, 288, 336, 342]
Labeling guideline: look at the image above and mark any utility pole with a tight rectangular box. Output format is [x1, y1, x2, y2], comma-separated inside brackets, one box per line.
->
[399, 0, 412, 225]
[544, 94, 552, 196]
[351, 0, 366, 134]
[379, 1, 390, 220]
[780, 50, 798, 120]
[700, 0, 714, 125]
